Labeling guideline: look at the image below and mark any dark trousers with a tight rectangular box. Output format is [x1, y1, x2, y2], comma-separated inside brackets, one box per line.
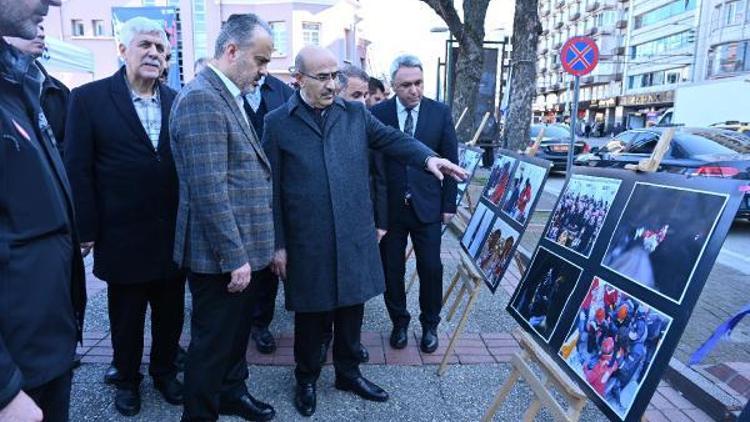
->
[248, 267, 279, 330]
[294, 304, 363, 384]
[107, 275, 185, 388]
[380, 203, 443, 329]
[182, 270, 261, 420]
[26, 370, 72, 422]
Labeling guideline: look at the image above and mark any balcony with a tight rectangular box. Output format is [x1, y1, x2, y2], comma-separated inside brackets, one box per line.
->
[586, 27, 598, 36]
[539, 47, 549, 55]
[542, 28, 550, 36]
[613, 46, 625, 56]
[553, 41, 563, 50]
[616, 19, 627, 29]
[551, 62, 562, 70]
[585, 1, 599, 12]
[556, 0, 566, 7]
[538, 87, 547, 95]
[541, 8, 550, 17]
[569, 12, 581, 21]
[551, 83, 561, 91]
[554, 21, 564, 29]
[539, 66, 548, 73]
[598, 26, 614, 35]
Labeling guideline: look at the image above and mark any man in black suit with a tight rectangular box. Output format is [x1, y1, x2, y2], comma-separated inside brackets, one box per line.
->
[370, 54, 458, 354]
[0, 1, 86, 420]
[64, 17, 184, 416]
[244, 73, 294, 355]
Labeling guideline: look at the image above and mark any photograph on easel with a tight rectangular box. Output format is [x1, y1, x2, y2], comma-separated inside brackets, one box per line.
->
[509, 247, 583, 342]
[456, 145, 483, 206]
[461, 202, 495, 258]
[475, 217, 521, 291]
[559, 277, 672, 421]
[545, 174, 621, 258]
[500, 161, 548, 225]
[602, 183, 728, 304]
[481, 155, 517, 207]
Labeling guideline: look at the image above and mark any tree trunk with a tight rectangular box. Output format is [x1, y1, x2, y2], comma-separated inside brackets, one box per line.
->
[504, 0, 541, 152]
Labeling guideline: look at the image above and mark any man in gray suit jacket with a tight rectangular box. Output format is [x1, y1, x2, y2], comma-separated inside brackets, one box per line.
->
[169, 14, 276, 422]
[263, 46, 467, 418]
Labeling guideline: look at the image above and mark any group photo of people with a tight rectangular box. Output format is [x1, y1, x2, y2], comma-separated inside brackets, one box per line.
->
[500, 161, 547, 225]
[475, 217, 520, 291]
[0, 3, 469, 420]
[559, 277, 671, 419]
[481, 155, 517, 207]
[602, 183, 727, 303]
[545, 175, 621, 258]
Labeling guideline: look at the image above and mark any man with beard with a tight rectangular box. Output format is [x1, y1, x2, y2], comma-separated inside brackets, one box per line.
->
[263, 46, 466, 417]
[0, 0, 86, 420]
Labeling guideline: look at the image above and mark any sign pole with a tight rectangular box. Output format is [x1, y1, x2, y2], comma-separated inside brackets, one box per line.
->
[567, 75, 580, 181]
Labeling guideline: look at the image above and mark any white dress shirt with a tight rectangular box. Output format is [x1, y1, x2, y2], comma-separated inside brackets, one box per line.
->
[207, 63, 248, 124]
[396, 97, 420, 134]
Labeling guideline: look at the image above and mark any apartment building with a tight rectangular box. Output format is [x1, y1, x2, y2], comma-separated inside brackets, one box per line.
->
[42, 0, 367, 88]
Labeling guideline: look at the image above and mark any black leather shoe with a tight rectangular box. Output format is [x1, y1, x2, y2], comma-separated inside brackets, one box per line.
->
[357, 343, 370, 363]
[175, 346, 187, 372]
[294, 383, 316, 417]
[252, 328, 277, 355]
[219, 393, 275, 421]
[114, 387, 141, 417]
[421, 327, 438, 354]
[335, 376, 389, 402]
[154, 376, 184, 405]
[389, 326, 408, 349]
[104, 364, 123, 385]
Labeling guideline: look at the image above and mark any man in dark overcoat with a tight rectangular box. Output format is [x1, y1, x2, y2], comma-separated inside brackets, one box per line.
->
[262, 45, 466, 418]
[64, 17, 183, 416]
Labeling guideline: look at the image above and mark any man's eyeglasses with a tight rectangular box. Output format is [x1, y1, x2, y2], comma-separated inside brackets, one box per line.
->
[299, 70, 340, 82]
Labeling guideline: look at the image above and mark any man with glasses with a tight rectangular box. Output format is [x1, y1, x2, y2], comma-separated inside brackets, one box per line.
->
[262, 45, 467, 417]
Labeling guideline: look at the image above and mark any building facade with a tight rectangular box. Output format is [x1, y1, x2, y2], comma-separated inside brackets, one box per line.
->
[693, 0, 750, 82]
[43, 0, 367, 88]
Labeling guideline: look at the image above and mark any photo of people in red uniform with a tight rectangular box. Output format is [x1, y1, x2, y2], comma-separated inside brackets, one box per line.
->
[481, 155, 517, 207]
[501, 161, 548, 225]
[559, 277, 671, 420]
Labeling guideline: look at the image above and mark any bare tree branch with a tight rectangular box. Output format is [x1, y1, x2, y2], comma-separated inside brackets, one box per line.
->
[420, 0, 465, 41]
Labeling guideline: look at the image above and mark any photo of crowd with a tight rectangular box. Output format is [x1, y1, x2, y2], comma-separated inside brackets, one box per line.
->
[482, 155, 517, 207]
[475, 217, 520, 290]
[461, 203, 495, 258]
[602, 183, 727, 303]
[456, 145, 483, 205]
[501, 161, 548, 225]
[510, 247, 582, 341]
[545, 175, 621, 258]
[559, 277, 672, 420]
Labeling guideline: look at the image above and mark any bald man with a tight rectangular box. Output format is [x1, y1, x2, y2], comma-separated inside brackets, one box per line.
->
[262, 46, 466, 417]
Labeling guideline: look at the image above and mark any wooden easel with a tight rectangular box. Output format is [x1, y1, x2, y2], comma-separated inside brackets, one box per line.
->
[481, 328, 587, 422]
[480, 128, 677, 422]
[437, 248, 484, 375]
[404, 113, 492, 292]
[454, 107, 469, 131]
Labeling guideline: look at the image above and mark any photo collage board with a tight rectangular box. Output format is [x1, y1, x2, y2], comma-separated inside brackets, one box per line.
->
[505, 166, 745, 422]
[455, 144, 484, 208]
[461, 150, 552, 293]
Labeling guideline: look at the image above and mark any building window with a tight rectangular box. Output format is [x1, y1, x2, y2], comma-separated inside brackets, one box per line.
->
[72, 19, 85, 37]
[630, 31, 692, 59]
[192, 0, 208, 61]
[302, 22, 321, 46]
[725, 0, 745, 25]
[269, 21, 287, 57]
[92, 19, 105, 37]
[633, 0, 696, 30]
[711, 4, 723, 31]
[707, 40, 750, 77]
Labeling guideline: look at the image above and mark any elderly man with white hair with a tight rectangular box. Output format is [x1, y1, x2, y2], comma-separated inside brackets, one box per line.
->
[64, 16, 185, 416]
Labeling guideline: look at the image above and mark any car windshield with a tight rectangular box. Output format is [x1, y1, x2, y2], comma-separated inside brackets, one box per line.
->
[681, 129, 750, 155]
[530, 125, 569, 138]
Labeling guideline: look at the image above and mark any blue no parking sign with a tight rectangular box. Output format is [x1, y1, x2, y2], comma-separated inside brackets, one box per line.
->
[561, 36, 599, 76]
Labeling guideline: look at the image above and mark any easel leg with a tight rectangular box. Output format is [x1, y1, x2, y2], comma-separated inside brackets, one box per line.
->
[480, 368, 520, 422]
[522, 399, 542, 422]
[406, 269, 418, 293]
[438, 288, 481, 376]
[442, 270, 461, 306]
[446, 285, 467, 322]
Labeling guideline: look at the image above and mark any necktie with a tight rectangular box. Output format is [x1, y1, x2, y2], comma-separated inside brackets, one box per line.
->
[404, 107, 414, 136]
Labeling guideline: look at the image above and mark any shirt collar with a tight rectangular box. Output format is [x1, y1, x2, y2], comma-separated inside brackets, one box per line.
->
[124, 73, 160, 103]
[396, 97, 420, 114]
[208, 63, 242, 99]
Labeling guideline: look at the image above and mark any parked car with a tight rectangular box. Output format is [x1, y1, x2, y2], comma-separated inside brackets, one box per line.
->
[529, 124, 589, 170]
[575, 126, 750, 219]
[710, 121, 750, 138]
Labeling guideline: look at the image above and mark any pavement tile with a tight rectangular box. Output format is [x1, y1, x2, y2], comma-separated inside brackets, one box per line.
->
[384, 347, 422, 365]
[454, 346, 489, 356]
[484, 338, 519, 348]
[643, 409, 669, 422]
[86, 346, 113, 356]
[275, 346, 294, 356]
[456, 338, 485, 348]
[273, 355, 295, 366]
[660, 409, 690, 421]
[706, 363, 734, 381]
[366, 347, 386, 364]
[658, 386, 696, 409]
[277, 335, 294, 347]
[648, 391, 675, 410]
[682, 408, 715, 422]
[727, 362, 750, 377]
[421, 354, 458, 365]
[81, 355, 111, 364]
[360, 332, 384, 346]
[488, 346, 520, 357]
[727, 375, 750, 395]
[458, 355, 496, 364]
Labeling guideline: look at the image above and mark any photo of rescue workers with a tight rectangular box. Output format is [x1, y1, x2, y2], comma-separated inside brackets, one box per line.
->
[510, 247, 582, 341]
[481, 155, 517, 207]
[501, 161, 548, 225]
[545, 175, 621, 258]
[602, 183, 727, 304]
[559, 277, 672, 420]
